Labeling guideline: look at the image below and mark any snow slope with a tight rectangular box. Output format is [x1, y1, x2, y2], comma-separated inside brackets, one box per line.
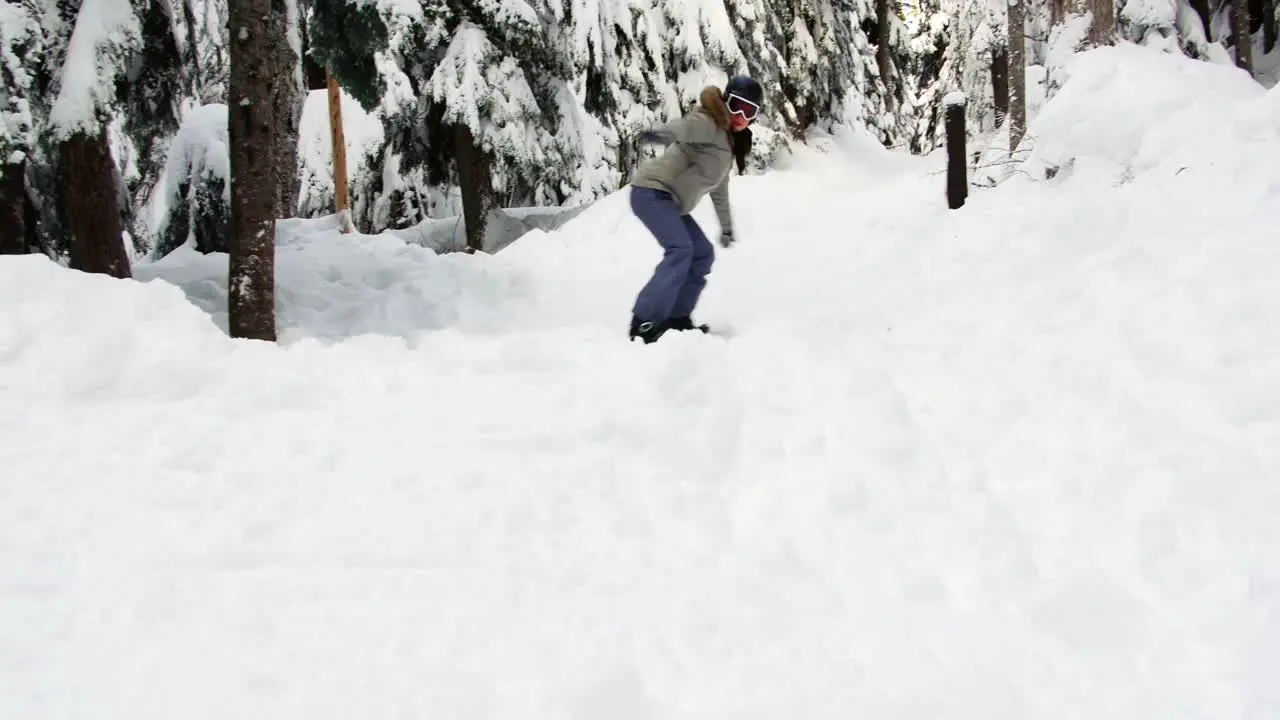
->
[4, 44, 1280, 718]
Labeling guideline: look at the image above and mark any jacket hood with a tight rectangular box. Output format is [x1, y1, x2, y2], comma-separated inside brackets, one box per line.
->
[699, 86, 731, 131]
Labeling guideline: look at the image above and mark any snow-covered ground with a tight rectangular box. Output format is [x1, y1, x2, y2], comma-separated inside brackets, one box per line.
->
[4, 44, 1280, 718]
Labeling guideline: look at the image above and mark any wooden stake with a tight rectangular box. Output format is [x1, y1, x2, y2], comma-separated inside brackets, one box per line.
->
[326, 72, 352, 233]
[944, 92, 968, 210]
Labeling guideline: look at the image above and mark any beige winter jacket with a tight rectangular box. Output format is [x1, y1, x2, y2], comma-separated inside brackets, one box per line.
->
[631, 87, 735, 236]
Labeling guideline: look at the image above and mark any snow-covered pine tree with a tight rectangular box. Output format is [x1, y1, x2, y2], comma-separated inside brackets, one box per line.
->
[725, 0, 787, 127]
[556, 0, 654, 197]
[15, 0, 75, 259]
[430, 8, 576, 249]
[312, 0, 581, 239]
[115, 0, 190, 250]
[0, 0, 41, 254]
[47, 0, 142, 278]
[189, 0, 230, 101]
[945, 0, 1008, 137]
[862, 0, 915, 144]
[153, 102, 229, 258]
[903, 0, 955, 152]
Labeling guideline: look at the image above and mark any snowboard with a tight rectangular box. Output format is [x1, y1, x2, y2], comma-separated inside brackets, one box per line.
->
[696, 322, 736, 339]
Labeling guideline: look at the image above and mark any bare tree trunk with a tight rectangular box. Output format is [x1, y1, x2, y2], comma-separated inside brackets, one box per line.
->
[182, 0, 203, 93]
[60, 131, 132, 278]
[273, 5, 303, 219]
[1050, 0, 1065, 25]
[991, 47, 1009, 127]
[1188, 0, 1213, 40]
[1087, 0, 1116, 45]
[1232, 0, 1255, 75]
[0, 160, 25, 255]
[1008, 0, 1027, 151]
[876, 0, 896, 108]
[227, 0, 279, 341]
[1264, 0, 1277, 53]
[454, 124, 493, 253]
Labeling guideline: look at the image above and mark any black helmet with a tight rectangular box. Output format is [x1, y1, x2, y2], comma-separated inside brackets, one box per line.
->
[724, 75, 764, 107]
[724, 75, 764, 124]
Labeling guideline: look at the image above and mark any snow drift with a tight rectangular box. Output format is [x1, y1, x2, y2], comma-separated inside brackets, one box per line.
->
[2, 44, 1279, 719]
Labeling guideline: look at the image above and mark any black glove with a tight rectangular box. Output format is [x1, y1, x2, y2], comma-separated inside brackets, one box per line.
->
[719, 231, 735, 248]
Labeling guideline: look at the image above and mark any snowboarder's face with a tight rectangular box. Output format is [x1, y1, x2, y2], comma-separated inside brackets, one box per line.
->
[725, 93, 759, 131]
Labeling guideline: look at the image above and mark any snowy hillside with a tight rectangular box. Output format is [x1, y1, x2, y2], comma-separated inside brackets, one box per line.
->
[3, 44, 1280, 718]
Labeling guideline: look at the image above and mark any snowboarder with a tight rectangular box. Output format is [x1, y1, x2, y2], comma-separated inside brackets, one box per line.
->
[627, 75, 764, 344]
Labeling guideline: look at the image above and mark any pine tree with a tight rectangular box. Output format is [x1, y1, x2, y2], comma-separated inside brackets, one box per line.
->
[726, 0, 788, 128]
[0, 0, 40, 254]
[945, 0, 1008, 137]
[154, 103, 230, 258]
[311, 0, 582, 238]
[116, 0, 190, 247]
[903, 0, 954, 152]
[839, 0, 913, 145]
[47, 0, 142, 278]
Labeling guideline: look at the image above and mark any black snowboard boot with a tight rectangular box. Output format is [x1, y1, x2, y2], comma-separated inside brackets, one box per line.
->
[667, 316, 710, 333]
[630, 316, 668, 344]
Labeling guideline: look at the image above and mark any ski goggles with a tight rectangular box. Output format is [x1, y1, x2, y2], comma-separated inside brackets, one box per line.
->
[726, 93, 761, 122]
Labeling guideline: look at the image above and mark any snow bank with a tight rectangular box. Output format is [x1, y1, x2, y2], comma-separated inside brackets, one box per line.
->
[0, 254, 229, 399]
[134, 214, 535, 342]
[1026, 43, 1278, 179]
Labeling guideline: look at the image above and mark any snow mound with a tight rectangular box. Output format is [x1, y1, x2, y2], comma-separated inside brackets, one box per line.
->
[0, 255, 228, 400]
[1027, 43, 1280, 178]
[134, 215, 535, 342]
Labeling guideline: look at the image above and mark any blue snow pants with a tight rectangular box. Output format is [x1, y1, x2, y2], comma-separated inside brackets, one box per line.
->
[630, 187, 715, 323]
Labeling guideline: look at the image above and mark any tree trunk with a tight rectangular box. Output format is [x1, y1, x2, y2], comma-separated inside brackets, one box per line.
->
[60, 131, 132, 278]
[876, 0, 895, 108]
[227, 0, 279, 341]
[991, 47, 1009, 127]
[1264, 0, 1277, 53]
[454, 123, 493, 253]
[1232, 0, 1255, 75]
[273, 3, 303, 220]
[1188, 0, 1213, 41]
[0, 160, 25, 255]
[1087, 0, 1116, 45]
[1008, 0, 1027, 151]
[1050, 0, 1065, 25]
[300, 14, 329, 91]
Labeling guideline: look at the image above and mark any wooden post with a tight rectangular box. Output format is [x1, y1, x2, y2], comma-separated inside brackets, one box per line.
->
[326, 72, 352, 233]
[945, 92, 968, 210]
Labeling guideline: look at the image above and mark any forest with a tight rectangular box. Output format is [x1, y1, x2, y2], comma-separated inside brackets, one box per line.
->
[1, 0, 1273, 340]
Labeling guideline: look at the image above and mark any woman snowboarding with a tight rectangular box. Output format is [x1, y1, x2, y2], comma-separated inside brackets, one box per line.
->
[628, 75, 765, 344]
